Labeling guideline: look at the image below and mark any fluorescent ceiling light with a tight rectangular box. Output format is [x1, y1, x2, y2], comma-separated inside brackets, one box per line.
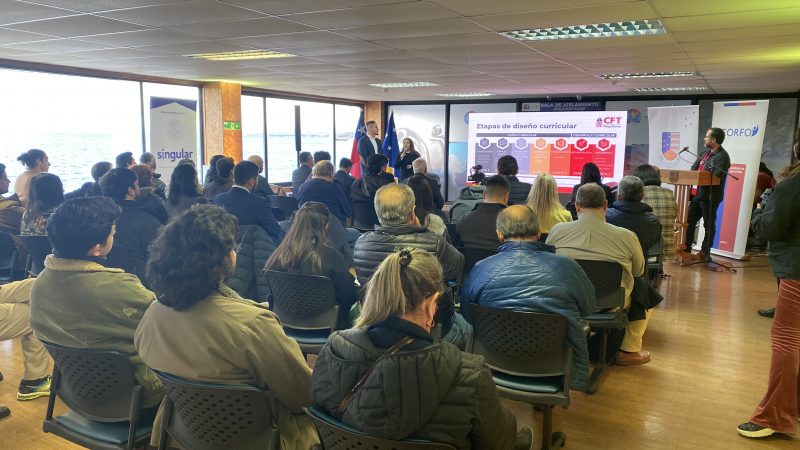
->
[369, 82, 439, 88]
[502, 19, 666, 41]
[186, 50, 294, 61]
[633, 87, 708, 92]
[435, 92, 495, 98]
[602, 72, 698, 79]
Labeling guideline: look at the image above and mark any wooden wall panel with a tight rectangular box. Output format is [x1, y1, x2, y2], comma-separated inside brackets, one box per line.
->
[364, 101, 384, 134]
[202, 82, 242, 163]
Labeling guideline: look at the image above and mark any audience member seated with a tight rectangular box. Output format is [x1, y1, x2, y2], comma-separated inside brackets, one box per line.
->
[403, 159, 444, 211]
[139, 152, 166, 200]
[407, 174, 446, 237]
[135, 205, 317, 450]
[462, 205, 595, 390]
[350, 154, 394, 229]
[395, 137, 421, 182]
[64, 161, 111, 199]
[279, 209, 355, 269]
[247, 155, 274, 199]
[203, 154, 225, 186]
[130, 164, 168, 224]
[100, 168, 161, 281]
[20, 173, 64, 236]
[547, 184, 649, 366]
[494, 155, 531, 205]
[753, 162, 776, 209]
[291, 151, 314, 193]
[0, 278, 51, 400]
[606, 176, 662, 257]
[297, 161, 352, 225]
[14, 149, 50, 206]
[311, 249, 533, 449]
[166, 163, 208, 218]
[634, 164, 677, 260]
[334, 157, 356, 194]
[203, 157, 234, 200]
[30, 197, 162, 408]
[115, 151, 136, 169]
[570, 162, 615, 208]
[526, 172, 571, 240]
[265, 202, 357, 329]
[0, 163, 24, 235]
[214, 161, 282, 243]
[457, 175, 509, 250]
[353, 184, 468, 347]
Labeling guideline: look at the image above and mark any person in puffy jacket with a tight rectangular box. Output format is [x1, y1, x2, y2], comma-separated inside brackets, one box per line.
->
[311, 248, 533, 450]
[462, 205, 595, 390]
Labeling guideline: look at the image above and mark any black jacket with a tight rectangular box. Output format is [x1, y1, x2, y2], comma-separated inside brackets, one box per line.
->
[571, 183, 616, 208]
[334, 170, 356, 195]
[691, 146, 731, 203]
[457, 203, 506, 251]
[605, 200, 662, 257]
[403, 174, 444, 211]
[105, 200, 161, 283]
[751, 172, 800, 279]
[357, 135, 382, 165]
[252, 175, 274, 199]
[213, 186, 282, 242]
[65, 181, 102, 200]
[136, 187, 168, 224]
[395, 150, 420, 181]
[502, 176, 531, 205]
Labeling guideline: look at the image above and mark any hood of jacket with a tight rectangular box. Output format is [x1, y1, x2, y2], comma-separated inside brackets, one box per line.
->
[610, 200, 653, 214]
[311, 327, 464, 439]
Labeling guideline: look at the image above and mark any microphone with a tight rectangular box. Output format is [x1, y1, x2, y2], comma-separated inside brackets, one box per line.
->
[679, 147, 689, 154]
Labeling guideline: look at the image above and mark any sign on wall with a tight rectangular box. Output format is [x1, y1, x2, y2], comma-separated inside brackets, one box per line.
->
[149, 97, 197, 187]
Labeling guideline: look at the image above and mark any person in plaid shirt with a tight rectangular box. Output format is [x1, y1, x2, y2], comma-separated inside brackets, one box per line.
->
[634, 164, 677, 260]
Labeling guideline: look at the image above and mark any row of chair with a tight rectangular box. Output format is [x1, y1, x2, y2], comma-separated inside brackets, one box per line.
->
[0, 232, 51, 281]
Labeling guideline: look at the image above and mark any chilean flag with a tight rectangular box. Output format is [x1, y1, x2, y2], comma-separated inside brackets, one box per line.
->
[349, 110, 365, 178]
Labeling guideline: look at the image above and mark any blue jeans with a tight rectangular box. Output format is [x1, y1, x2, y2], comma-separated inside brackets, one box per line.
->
[443, 313, 473, 350]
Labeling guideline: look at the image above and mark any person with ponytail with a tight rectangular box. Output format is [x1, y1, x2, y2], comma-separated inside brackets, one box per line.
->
[311, 248, 533, 449]
[264, 202, 357, 329]
[14, 149, 50, 206]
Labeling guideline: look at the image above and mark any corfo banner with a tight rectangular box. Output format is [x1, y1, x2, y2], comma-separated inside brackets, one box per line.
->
[647, 105, 699, 171]
[706, 100, 769, 260]
[149, 97, 197, 188]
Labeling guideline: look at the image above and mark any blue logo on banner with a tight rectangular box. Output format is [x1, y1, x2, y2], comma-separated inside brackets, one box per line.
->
[724, 126, 759, 137]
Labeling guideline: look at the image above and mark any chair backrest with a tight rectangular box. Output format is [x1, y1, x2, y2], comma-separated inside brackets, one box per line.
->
[263, 270, 339, 330]
[460, 247, 498, 274]
[16, 234, 51, 276]
[154, 371, 278, 450]
[307, 407, 456, 450]
[268, 195, 298, 220]
[575, 259, 624, 309]
[0, 231, 18, 279]
[466, 304, 569, 377]
[41, 341, 139, 422]
[270, 206, 285, 222]
[648, 238, 663, 260]
[351, 200, 379, 230]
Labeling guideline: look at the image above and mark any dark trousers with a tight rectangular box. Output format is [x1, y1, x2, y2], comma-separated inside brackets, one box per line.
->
[685, 197, 721, 253]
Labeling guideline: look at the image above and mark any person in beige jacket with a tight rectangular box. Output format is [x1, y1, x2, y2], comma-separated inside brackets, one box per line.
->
[135, 205, 317, 450]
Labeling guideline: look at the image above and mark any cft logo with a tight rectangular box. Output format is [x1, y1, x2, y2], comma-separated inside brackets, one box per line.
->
[723, 125, 759, 137]
[596, 116, 623, 128]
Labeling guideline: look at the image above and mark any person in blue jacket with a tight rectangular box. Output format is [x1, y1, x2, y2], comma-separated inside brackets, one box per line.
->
[462, 204, 596, 390]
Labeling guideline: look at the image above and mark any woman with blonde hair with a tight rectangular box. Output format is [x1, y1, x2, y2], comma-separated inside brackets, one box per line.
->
[526, 173, 571, 239]
[311, 248, 533, 449]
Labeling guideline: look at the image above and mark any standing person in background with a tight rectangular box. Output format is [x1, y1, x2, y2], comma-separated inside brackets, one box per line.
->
[115, 152, 136, 169]
[634, 164, 677, 260]
[737, 146, 800, 439]
[292, 152, 314, 193]
[139, 153, 166, 200]
[166, 163, 207, 219]
[526, 173, 571, 241]
[357, 120, 382, 176]
[395, 138, 420, 182]
[14, 149, 49, 206]
[494, 155, 531, 205]
[247, 155, 273, 199]
[20, 173, 63, 236]
[570, 162, 615, 208]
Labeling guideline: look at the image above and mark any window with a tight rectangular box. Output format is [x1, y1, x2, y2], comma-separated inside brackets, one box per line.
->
[241, 95, 265, 167]
[335, 104, 362, 165]
[299, 100, 333, 159]
[0, 68, 141, 193]
[266, 98, 298, 183]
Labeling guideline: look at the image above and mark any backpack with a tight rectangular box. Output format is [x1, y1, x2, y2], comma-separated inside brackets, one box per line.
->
[449, 185, 485, 224]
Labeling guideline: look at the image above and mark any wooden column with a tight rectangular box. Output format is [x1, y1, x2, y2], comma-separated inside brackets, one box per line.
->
[364, 101, 384, 133]
[202, 82, 242, 163]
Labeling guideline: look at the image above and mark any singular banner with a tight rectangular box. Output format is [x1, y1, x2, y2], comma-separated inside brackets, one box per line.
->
[467, 111, 627, 191]
[149, 97, 197, 187]
[645, 105, 699, 172]
[708, 100, 769, 260]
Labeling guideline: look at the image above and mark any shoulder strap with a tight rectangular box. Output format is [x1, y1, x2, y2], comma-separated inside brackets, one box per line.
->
[333, 335, 415, 420]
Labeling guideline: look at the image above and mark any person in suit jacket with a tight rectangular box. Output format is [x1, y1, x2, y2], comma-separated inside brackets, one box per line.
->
[214, 161, 282, 243]
[334, 157, 356, 195]
[357, 120, 382, 175]
[291, 152, 313, 193]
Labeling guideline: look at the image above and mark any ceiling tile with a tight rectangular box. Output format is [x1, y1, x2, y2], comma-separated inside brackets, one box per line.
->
[0, 0, 77, 26]
[218, 0, 409, 15]
[334, 18, 484, 40]
[650, 0, 798, 17]
[167, 17, 314, 39]
[7, 14, 148, 38]
[0, 27, 58, 45]
[64, 46, 160, 59]
[226, 31, 357, 49]
[673, 24, 800, 43]
[472, 2, 658, 31]
[429, 0, 639, 17]
[21, 0, 190, 13]
[98, 0, 261, 27]
[1, 38, 117, 53]
[374, 32, 514, 50]
[313, 50, 419, 63]
[663, 7, 800, 32]
[282, 2, 457, 28]
[136, 40, 256, 55]
[288, 41, 390, 57]
[79, 29, 207, 46]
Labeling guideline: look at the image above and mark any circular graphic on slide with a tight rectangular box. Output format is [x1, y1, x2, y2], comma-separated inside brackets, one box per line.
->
[167, 119, 183, 140]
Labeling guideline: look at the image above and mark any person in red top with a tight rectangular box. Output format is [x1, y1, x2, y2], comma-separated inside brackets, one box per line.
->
[754, 162, 776, 208]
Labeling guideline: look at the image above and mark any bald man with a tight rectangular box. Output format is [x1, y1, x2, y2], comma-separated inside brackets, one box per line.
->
[247, 155, 273, 199]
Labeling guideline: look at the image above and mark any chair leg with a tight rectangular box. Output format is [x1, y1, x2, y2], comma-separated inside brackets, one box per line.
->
[586, 329, 609, 394]
[538, 405, 566, 450]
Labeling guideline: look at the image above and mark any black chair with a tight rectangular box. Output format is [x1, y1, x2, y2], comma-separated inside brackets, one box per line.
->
[0, 231, 20, 283]
[268, 195, 298, 221]
[575, 259, 626, 394]
[15, 234, 51, 276]
[307, 406, 456, 450]
[41, 341, 153, 450]
[154, 370, 278, 450]
[264, 270, 339, 355]
[270, 206, 285, 221]
[565, 202, 578, 221]
[351, 200, 379, 230]
[445, 223, 461, 247]
[466, 304, 571, 450]
[460, 247, 498, 275]
[647, 239, 664, 290]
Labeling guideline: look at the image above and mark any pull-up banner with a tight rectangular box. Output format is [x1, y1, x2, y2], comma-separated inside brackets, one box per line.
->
[647, 105, 698, 172]
[150, 97, 197, 188]
[709, 100, 769, 260]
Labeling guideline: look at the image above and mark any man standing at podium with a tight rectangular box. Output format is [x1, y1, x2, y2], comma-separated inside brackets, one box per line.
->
[685, 127, 731, 259]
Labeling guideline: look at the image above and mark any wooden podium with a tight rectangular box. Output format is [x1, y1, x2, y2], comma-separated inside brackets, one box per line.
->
[660, 169, 720, 260]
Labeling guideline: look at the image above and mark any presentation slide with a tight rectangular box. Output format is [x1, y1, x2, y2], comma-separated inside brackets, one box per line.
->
[467, 111, 628, 190]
